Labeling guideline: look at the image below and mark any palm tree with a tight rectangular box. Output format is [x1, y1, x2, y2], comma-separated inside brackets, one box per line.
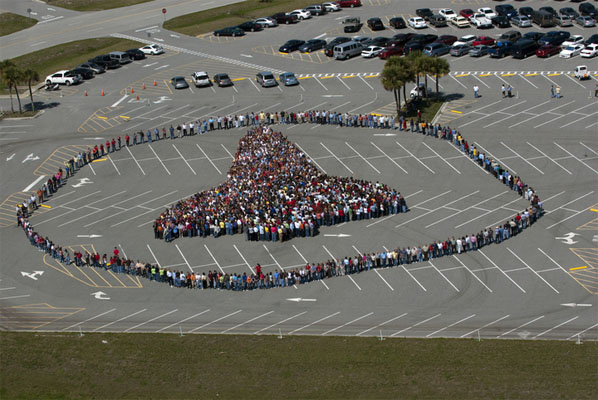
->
[406, 51, 425, 89]
[5, 67, 24, 113]
[0, 60, 16, 113]
[427, 57, 450, 96]
[23, 69, 39, 112]
[419, 57, 434, 97]
[381, 57, 405, 115]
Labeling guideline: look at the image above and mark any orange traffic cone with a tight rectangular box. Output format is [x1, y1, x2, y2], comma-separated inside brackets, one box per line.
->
[130, 87, 134, 94]
[153, 80, 157, 86]
[84, 91, 88, 96]
[142, 83, 146, 90]
[101, 90, 105, 96]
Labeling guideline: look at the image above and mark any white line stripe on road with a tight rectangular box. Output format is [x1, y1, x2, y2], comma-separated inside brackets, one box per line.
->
[391, 314, 441, 337]
[356, 313, 408, 336]
[499, 315, 543, 338]
[452, 255, 492, 292]
[188, 310, 242, 333]
[61, 309, 116, 331]
[23, 175, 46, 192]
[155, 310, 210, 332]
[533, 316, 579, 339]
[254, 311, 307, 335]
[567, 323, 598, 341]
[124, 309, 178, 332]
[289, 311, 340, 335]
[479, 250, 526, 293]
[507, 248, 559, 294]
[426, 314, 476, 337]
[321, 312, 374, 335]
[221, 311, 274, 334]
[111, 94, 129, 107]
[461, 315, 510, 338]
[92, 309, 146, 331]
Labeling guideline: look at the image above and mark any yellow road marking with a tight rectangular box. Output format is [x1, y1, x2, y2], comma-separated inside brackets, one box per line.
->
[547, 73, 561, 77]
[232, 78, 246, 81]
[364, 75, 378, 78]
[96, 116, 108, 120]
[342, 75, 356, 79]
[479, 74, 492, 77]
[40, 204, 51, 209]
[163, 80, 173, 94]
[92, 158, 107, 163]
[570, 266, 588, 271]
[298, 76, 311, 80]
[501, 73, 515, 77]
[450, 110, 462, 114]
[119, 115, 130, 120]
[590, 208, 598, 212]
[524, 73, 538, 77]
[320, 76, 334, 79]
[455, 74, 469, 77]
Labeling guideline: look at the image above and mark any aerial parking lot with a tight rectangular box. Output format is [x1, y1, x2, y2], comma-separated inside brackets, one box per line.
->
[0, 0, 597, 348]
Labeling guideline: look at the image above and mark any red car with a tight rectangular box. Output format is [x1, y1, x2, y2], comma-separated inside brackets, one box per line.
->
[378, 46, 403, 59]
[472, 36, 495, 46]
[337, 0, 362, 7]
[536, 44, 560, 58]
[434, 35, 458, 45]
[460, 8, 474, 19]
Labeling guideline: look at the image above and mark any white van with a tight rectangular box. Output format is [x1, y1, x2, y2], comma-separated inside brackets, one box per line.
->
[333, 40, 363, 60]
[109, 51, 132, 64]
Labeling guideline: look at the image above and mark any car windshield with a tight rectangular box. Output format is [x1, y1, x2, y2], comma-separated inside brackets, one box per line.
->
[264, 74, 274, 80]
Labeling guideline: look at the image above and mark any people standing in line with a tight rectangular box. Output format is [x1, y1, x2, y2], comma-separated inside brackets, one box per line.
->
[501, 84, 506, 98]
[550, 85, 555, 98]
[507, 85, 512, 98]
[473, 84, 480, 98]
[556, 86, 561, 99]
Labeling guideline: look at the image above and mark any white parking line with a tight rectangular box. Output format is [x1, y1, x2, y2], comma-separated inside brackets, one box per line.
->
[254, 311, 308, 334]
[449, 73, 467, 89]
[395, 141, 435, 174]
[396, 190, 472, 228]
[221, 310, 274, 334]
[426, 314, 476, 338]
[429, 261, 459, 292]
[147, 145, 171, 175]
[146, 244, 162, 268]
[292, 245, 328, 289]
[452, 255, 492, 292]
[370, 142, 408, 173]
[124, 309, 178, 332]
[204, 245, 225, 274]
[461, 100, 526, 128]
[172, 144, 196, 175]
[61, 308, 117, 331]
[232, 245, 256, 274]
[553, 142, 598, 174]
[175, 244, 193, 272]
[353, 245, 393, 291]
[345, 142, 380, 174]
[537, 248, 570, 275]
[501, 141, 544, 174]
[507, 248, 559, 294]
[478, 250, 526, 293]
[294, 142, 326, 174]
[533, 316, 579, 339]
[196, 143, 222, 175]
[356, 313, 408, 336]
[322, 312, 374, 336]
[92, 309, 147, 332]
[460, 314, 510, 338]
[567, 323, 598, 340]
[348, 92, 378, 113]
[336, 76, 351, 90]
[499, 315, 544, 338]
[526, 142, 572, 175]
[321, 142, 353, 173]
[454, 197, 523, 229]
[187, 310, 243, 333]
[322, 245, 360, 290]
[155, 310, 211, 333]
[421, 142, 460, 174]
[359, 75, 375, 90]
[288, 311, 340, 335]
[426, 191, 504, 228]
[545, 191, 595, 229]
[125, 146, 146, 175]
[391, 314, 441, 337]
[474, 142, 517, 175]
[484, 100, 551, 128]
[313, 77, 328, 91]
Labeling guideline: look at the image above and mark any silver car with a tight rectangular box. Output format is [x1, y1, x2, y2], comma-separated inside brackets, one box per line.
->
[256, 71, 277, 87]
[279, 72, 299, 86]
[511, 15, 531, 28]
[450, 43, 472, 56]
[170, 76, 189, 89]
[255, 17, 278, 28]
[576, 16, 596, 27]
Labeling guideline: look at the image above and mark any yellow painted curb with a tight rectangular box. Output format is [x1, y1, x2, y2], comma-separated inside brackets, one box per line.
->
[570, 266, 587, 271]
[119, 116, 130, 120]
[342, 75, 356, 79]
[96, 116, 108, 120]
[40, 204, 51, 209]
[547, 73, 560, 77]
[524, 73, 537, 77]
[450, 110, 462, 114]
[92, 158, 107, 163]
[232, 78, 246, 81]
[455, 74, 469, 77]
[501, 73, 515, 77]
[479, 74, 491, 77]
[298, 76, 311, 80]
[364, 75, 378, 78]
[320, 76, 334, 79]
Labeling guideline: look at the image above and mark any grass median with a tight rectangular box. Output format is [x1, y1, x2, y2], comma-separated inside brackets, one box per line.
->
[1, 331, 596, 399]
[43, 0, 153, 11]
[164, 0, 320, 37]
[0, 12, 37, 36]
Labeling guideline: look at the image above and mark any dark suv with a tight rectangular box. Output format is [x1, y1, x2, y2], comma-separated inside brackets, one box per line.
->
[270, 13, 298, 24]
[538, 31, 571, 46]
[90, 55, 120, 69]
[324, 36, 351, 56]
[495, 4, 518, 19]
[237, 21, 263, 32]
[579, 2, 597, 18]
[416, 8, 434, 20]
[367, 17, 384, 30]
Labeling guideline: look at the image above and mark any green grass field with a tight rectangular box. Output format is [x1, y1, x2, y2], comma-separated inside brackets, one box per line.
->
[43, 0, 153, 11]
[0, 12, 37, 36]
[164, 0, 321, 37]
[1, 332, 596, 399]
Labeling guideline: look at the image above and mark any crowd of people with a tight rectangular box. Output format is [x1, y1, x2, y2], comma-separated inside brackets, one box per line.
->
[16, 107, 544, 292]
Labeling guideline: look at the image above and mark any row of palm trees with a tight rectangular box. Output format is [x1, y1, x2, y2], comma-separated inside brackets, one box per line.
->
[0, 60, 40, 114]
[380, 52, 450, 116]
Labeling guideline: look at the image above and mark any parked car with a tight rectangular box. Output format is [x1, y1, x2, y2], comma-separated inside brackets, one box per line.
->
[337, 0, 361, 7]
[522, 31, 545, 43]
[288, 9, 311, 20]
[562, 35, 585, 48]
[324, 37, 351, 56]
[367, 17, 385, 30]
[322, 2, 341, 12]
[391, 33, 415, 46]
[574, 65, 590, 80]
[191, 71, 211, 87]
[554, 15, 573, 27]
[389, 17, 406, 29]
[343, 16, 362, 33]
[361, 45, 384, 58]
[434, 35, 457, 45]
[460, 9, 474, 19]
[578, 2, 597, 18]
[306, 5, 327, 16]
[170, 76, 189, 89]
[78, 62, 104, 74]
[580, 43, 598, 58]
[450, 43, 472, 56]
[473, 36, 495, 46]
[519, 7, 535, 19]
[69, 67, 94, 80]
[559, 44, 585, 58]
[416, 8, 434, 20]
[125, 48, 146, 60]
[109, 51, 131, 65]
[538, 31, 571, 46]
[214, 26, 245, 37]
[453, 35, 477, 46]
[423, 43, 450, 57]
[499, 31, 521, 43]
[477, 7, 497, 19]
[576, 16, 596, 27]
[408, 17, 427, 29]
[489, 41, 514, 58]
[408, 34, 438, 44]
[378, 46, 403, 59]
[539, 6, 558, 17]
[559, 7, 579, 19]
[492, 16, 511, 28]
[299, 39, 327, 52]
[45, 70, 81, 86]
[511, 16, 532, 28]
[410, 83, 430, 99]
[279, 72, 299, 86]
[369, 36, 392, 47]
[237, 21, 263, 32]
[469, 45, 489, 57]
[270, 13, 298, 24]
[451, 16, 470, 28]
[439, 8, 458, 21]
[89, 55, 120, 69]
[429, 15, 447, 27]
[511, 39, 540, 59]
[352, 36, 371, 45]
[470, 13, 493, 29]
[256, 72, 277, 87]
[495, 4, 518, 19]
[333, 40, 363, 60]
[255, 17, 278, 28]
[139, 44, 164, 55]
[213, 73, 233, 87]
[585, 34, 598, 45]
[279, 39, 306, 53]
[536, 44, 561, 58]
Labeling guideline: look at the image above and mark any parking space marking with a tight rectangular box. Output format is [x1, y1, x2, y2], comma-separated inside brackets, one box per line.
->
[484, 100, 551, 128]
[396, 190, 467, 228]
[82, 190, 153, 228]
[452, 256, 492, 292]
[473, 142, 517, 175]
[545, 191, 595, 229]
[174, 244, 193, 272]
[57, 190, 128, 227]
[293, 245, 328, 290]
[425, 191, 504, 228]
[579, 142, 598, 157]
[293, 142, 326, 174]
[204, 245, 225, 274]
[254, 311, 307, 335]
[61, 308, 116, 332]
[288, 311, 340, 335]
[155, 310, 211, 333]
[479, 250, 526, 293]
[356, 313, 408, 336]
[567, 323, 598, 340]
[426, 314, 476, 338]
[534, 316, 579, 339]
[221, 310, 274, 334]
[146, 244, 162, 268]
[429, 261, 459, 292]
[507, 248, 559, 294]
[460, 315, 510, 338]
[147, 145, 171, 175]
[345, 142, 380, 174]
[391, 314, 441, 337]
[534, 102, 596, 129]
[395, 141, 435, 174]
[92, 309, 146, 331]
[526, 142, 572, 175]
[500, 141, 544, 175]
[461, 100, 526, 128]
[322, 245, 360, 290]
[196, 143, 222, 175]
[449, 73, 467, 89]
[187, 309, 242, 333]
[124, 309, 178, 332]
[320, 142, 353, 174]
[171, 144, 196, 175]
[322, 312, 374, 336]
[422, 142, 460, 174]
[553, 142, 598, 175]
[353, 245, 393, 291]
[125, 146, 146, 175]
[498, 315, 544, 338]
[370, 142, 408, 174]
[454, 197, 523, 229]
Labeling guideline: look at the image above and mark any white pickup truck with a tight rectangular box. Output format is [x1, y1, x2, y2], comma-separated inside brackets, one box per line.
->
[470, 13, 492, 29]
[574, 65, 589, 80]
[45, 70, 81, 86]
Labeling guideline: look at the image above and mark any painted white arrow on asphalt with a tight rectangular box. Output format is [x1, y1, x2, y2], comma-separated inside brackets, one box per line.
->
[22, 153, 40, 163]
[21, 271, 44, 280]
[6, 153, 15, 161]
[91, 291, 110, 300]
[287, 298, 317, 302]
[323, 234, 351, 237]
[561, 303, 592, 307]
[77, 234, 103, 238]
